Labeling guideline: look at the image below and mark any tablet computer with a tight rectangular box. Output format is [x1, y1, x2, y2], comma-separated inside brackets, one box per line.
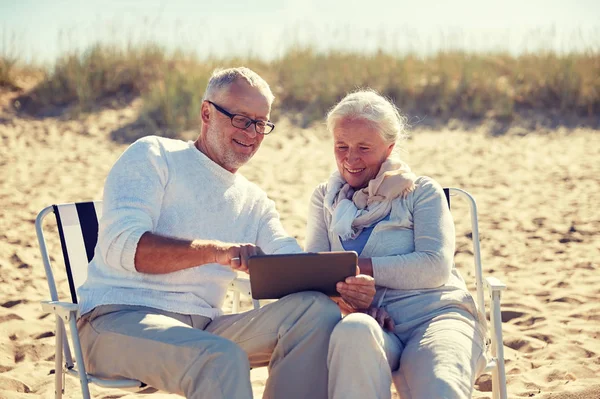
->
[248, 251, 358, 300]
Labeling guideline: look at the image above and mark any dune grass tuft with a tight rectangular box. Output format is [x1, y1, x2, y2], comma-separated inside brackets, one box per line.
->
[9, 42, 600, 135]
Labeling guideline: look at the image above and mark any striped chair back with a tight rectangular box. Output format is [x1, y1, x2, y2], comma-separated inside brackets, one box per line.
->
[53, 201, 103, 304]
[443, 188, 450, 207]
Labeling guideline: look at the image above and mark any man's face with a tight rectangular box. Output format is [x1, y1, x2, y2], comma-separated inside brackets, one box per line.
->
[199, 80, 270, 173]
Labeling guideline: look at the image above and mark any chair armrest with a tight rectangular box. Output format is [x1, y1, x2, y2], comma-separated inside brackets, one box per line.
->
[484, 276, 506, 292]
[229, 277, 252, 297]
[40, 300, 79, 322]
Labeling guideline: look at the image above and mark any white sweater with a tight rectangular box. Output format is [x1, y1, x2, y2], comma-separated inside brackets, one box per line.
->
[78, 136, 302, 318]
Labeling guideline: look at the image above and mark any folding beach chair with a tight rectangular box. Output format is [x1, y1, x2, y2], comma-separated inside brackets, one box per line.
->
[444, 188, 508, 399]
[35, 201, 258, 399]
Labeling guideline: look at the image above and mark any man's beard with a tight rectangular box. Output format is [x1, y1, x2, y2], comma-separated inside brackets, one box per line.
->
[207, 131, 256, 171]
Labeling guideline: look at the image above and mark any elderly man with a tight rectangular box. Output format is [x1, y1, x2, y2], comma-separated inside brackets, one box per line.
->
[76, 67, 341, 399]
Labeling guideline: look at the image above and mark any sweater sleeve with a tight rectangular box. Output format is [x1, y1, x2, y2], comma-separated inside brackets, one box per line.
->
[256, 196, 303, 255]
[372, 177, 455, 290]
[305, 183, 332, 252]
[97, 136, 168, 273]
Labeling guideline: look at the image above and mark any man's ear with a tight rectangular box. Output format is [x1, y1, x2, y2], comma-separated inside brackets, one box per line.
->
[200, 101, 211, 124]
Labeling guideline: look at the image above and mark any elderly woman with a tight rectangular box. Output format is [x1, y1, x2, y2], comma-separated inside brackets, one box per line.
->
[306, 90, 487, 399]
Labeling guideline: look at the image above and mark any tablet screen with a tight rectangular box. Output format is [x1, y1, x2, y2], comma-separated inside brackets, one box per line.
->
[248, 251, 357, 300]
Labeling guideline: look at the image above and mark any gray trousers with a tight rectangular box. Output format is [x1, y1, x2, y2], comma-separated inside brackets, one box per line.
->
[328, 290, 488, 399]
[78, 292, 341, 399]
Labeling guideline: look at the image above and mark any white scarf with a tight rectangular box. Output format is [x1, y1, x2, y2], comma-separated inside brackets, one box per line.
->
[324, 158, 416, 240]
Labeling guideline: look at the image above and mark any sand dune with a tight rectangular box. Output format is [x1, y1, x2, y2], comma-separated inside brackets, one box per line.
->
[0, 96, 599, 398]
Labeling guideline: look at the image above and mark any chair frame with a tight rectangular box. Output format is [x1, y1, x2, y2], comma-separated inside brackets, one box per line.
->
[35, 202, 255, 399]
[445, 188, 507, 399]
[36, 188, 507, 399]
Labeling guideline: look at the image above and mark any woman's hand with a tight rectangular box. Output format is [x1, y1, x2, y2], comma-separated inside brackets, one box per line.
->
[365, 306, 395, 332]
[330, 296, 355, 315]
[336, 274, 376, 311]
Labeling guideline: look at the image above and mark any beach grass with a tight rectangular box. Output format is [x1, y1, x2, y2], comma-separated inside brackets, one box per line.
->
[4, 40, 599, 134]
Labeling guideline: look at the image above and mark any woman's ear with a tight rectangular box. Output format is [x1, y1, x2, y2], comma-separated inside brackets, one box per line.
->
[386, 142, 395, 158]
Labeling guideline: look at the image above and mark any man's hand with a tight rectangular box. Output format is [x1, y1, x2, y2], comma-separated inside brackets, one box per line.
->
[213, 242, 264, 274]
[366, 306, 395, 332]
[336, 274, 376, 311]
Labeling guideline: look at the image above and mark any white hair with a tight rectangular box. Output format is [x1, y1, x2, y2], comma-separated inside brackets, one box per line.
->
[202, 67, 275, 105]
[326, 89, 409, 146]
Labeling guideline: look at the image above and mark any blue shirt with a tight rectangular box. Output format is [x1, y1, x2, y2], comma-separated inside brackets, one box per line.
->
[340, 215, 390, 255]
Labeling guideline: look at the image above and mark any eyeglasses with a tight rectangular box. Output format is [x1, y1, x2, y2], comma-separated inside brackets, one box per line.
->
[206, 100, 275, 135]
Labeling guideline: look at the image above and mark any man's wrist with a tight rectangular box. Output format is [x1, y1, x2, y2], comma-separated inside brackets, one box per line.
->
[192, 239, 221, 264]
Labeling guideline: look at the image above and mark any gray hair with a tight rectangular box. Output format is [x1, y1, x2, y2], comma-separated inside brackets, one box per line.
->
[326, 90, 409, 146]
[202, 67, 275, 105]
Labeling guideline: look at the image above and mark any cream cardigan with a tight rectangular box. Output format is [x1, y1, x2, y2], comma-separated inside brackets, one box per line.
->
[306, 176, 476, 310]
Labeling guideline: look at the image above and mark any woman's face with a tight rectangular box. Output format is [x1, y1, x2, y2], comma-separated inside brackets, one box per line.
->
[333, 118, 395, 189]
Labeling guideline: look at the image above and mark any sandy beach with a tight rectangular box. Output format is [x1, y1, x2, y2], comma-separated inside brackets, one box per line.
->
[0, 94, 599, 398]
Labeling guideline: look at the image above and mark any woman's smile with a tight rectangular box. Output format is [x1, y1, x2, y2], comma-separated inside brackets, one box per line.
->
[345, 166, 366, 174]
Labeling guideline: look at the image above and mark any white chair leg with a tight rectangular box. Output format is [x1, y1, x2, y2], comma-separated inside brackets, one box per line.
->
[54, 316, 64, 399]
[68, 317, 92, 399]
[232, 291, 240, 313]
[492, 370, 499, 399]
[490, 291, 507, 399]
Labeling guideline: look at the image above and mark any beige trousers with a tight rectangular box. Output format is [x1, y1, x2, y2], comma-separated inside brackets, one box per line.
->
[78, 291, 341, 399]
